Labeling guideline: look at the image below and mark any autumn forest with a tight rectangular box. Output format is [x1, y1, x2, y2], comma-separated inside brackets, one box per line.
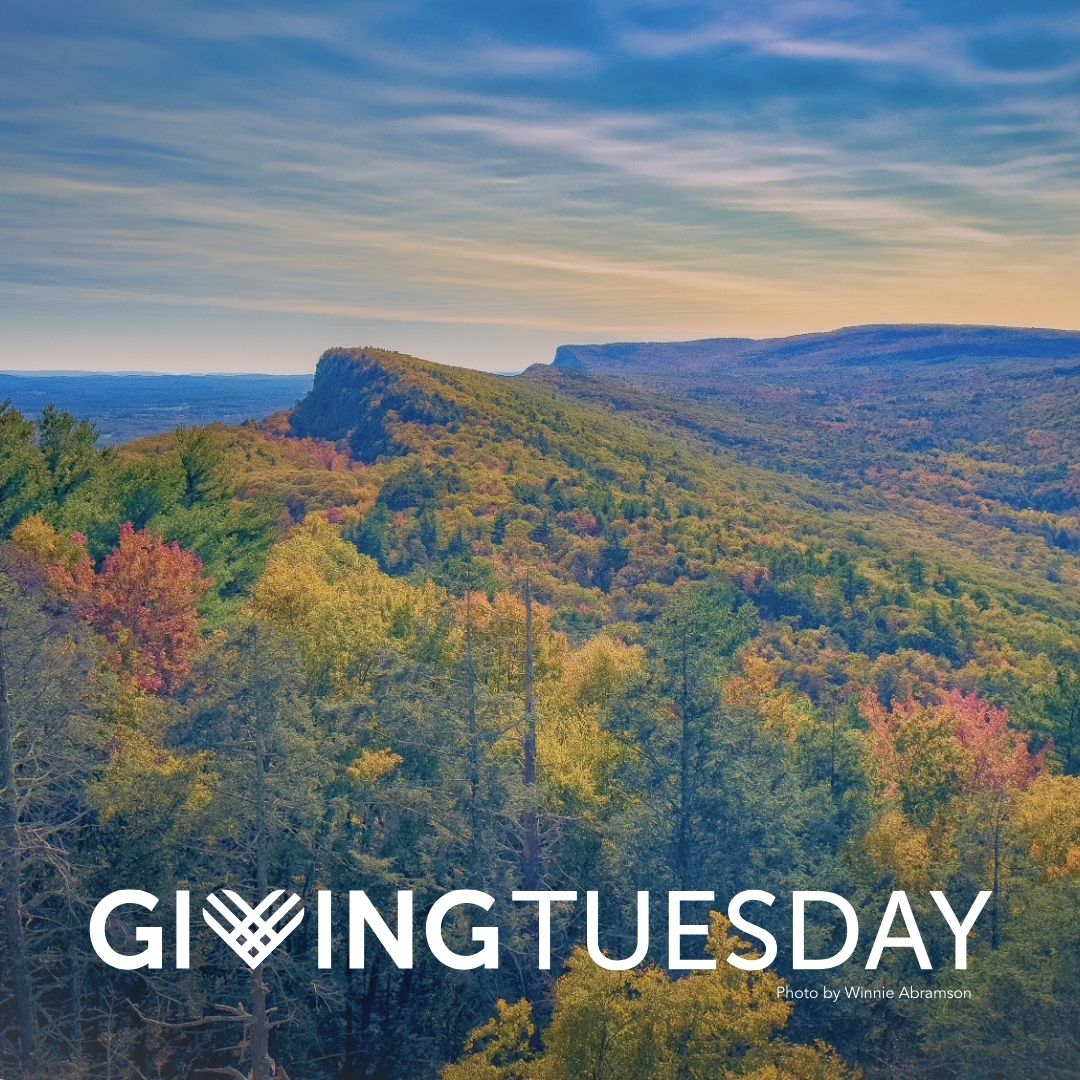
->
[1, 328, 1078, 1079]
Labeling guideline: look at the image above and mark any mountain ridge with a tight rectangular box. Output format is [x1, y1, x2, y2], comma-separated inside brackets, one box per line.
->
[273, 338, 1080, 634]
[552, 323, 1080, 378]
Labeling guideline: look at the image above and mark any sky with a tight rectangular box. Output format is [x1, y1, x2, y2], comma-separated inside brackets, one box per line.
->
[2, 1, 1079, 374]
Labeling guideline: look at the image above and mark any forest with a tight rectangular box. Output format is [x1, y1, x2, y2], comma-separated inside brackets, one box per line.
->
[1, 337, 1078, 1079]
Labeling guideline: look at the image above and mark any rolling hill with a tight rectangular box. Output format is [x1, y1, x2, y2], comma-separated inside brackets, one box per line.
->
[541, 326, 1080, 556]
[276, 341, 1080, 685]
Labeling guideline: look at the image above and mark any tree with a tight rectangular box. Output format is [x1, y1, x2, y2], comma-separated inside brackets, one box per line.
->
[862, 691, 1044, 950]
[444, 914, 855, 1080]
[175, 622, 327, 1080]
[862, 692, 1041, 825]
[639, 581, 755, 887]
[251, 517, 445, 699]
[1014, 775, 1080, 882]
[1031, 656, 1080, 775]
[36, 406, 100, 507]
[0, 569, 98, 1078]
[175, 427, 233, 509]
[521, 577, 539, 894]
[536, 633, 641, 816]
[920, 790, 1080, 1075]
[442, 999, 535, 1080]
[111, 458, 183, 532]
[0, 406, 47, 536]
[49, 523, 211, 693]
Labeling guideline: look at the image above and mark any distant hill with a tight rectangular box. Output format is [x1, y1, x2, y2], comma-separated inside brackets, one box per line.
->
[552, 324, 1080, 381]
[0, 372, 312, 443]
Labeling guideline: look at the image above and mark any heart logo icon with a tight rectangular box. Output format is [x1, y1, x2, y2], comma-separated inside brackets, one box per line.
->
[202, 890, 304, 969]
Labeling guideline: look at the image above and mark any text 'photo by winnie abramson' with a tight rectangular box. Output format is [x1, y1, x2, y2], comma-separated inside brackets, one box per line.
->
[1, 2, 1078, 1078]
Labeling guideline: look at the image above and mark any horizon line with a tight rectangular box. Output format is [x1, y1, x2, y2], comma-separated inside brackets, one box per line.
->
[4, 320, 1080, 378]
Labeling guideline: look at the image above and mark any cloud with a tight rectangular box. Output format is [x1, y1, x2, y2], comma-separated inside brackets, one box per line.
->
[0, 278, 642, 334]
[615, 3, 1080, 89]
[1, 0, 1078, 372]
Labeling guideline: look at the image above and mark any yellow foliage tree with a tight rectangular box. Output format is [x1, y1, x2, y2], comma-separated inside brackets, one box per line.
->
[462, 590, 640, 812]
[251, 517, 446, 697]
[444, 914, 856, 1080]
[537, 634, 642, 813]
[724, 654, 816, 740]
[1014, 774, 1080, 881]
[443, 1000, 536, 1080]
[861, 809, 933, 891]
[88, 676, 216, 833]
[10, 514, 83, 569]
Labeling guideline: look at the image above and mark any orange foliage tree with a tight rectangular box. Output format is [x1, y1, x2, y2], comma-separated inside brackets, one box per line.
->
[49, 522, 211, 692]
[862, 691, 1042, 820]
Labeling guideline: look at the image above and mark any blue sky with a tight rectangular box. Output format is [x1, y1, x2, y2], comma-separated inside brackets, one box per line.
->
[2, 1, 1079, 373]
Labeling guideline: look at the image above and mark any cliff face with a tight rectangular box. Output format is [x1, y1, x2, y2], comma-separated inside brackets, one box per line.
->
[289, 347, 475, 462]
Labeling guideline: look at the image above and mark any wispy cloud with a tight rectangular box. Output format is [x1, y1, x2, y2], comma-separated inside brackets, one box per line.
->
[1, 0, 1078, 372]
[615, 3, 1080, 88]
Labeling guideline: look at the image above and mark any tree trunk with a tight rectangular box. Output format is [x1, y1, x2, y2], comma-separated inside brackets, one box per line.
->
[463, 593, 485, 880]
[675, 623, 693, 889]
[829, 708, 838, 806]
[990, 800, 1003, 951]
[0, 623, 36, 1077]
[251, 639, 273, 1080]
[521, 579, 540, 893]
[251, 967, 271, 1080]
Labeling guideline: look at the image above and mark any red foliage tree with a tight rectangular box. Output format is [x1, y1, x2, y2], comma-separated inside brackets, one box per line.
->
[864, 690, 1043, 798]
[50, 523, 211, 692]
[862, 690, 1046, 947]
[948, 692, 1045, 795]
[861, 690, 1044, 825]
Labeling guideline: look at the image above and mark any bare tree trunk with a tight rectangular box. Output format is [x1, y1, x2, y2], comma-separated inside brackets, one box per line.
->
[70, 938, 84, 1061]
[521, 578, 540, 893]
[344, 967, 357, 1077]
[675, 622, 693, 889]
[251, 967, 271, 1080]
[0, 623, 36, 1077]
[991, 799, 1003, 951]
[463, 592, 485, 881]
[251, 640, 273, 1080]
[828, 708, 838, 805]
